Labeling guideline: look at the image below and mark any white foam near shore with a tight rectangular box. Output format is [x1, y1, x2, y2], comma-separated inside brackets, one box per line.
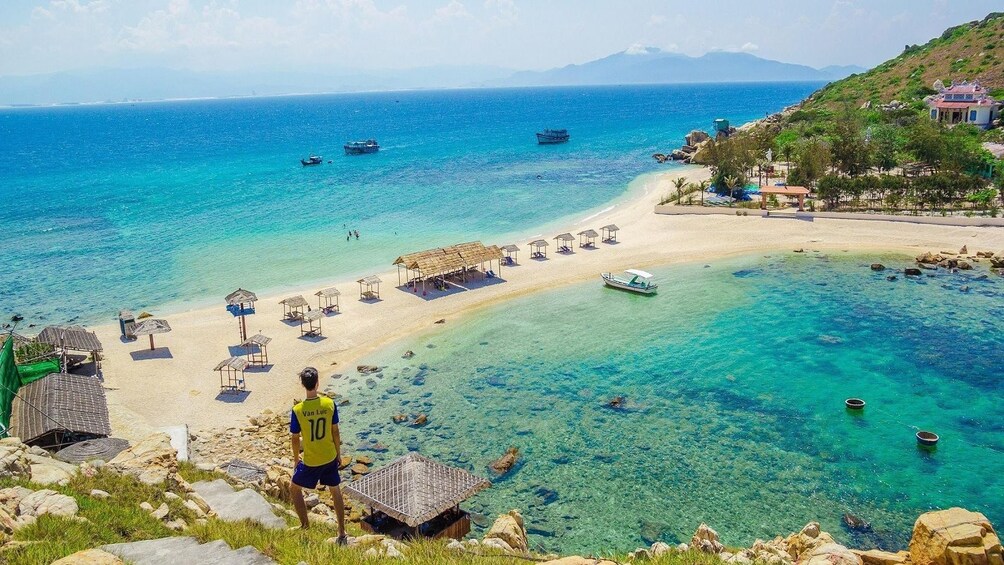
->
[94, 165, 1004, 437]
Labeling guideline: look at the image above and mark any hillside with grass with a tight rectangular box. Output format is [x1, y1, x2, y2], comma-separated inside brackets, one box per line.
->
[805, 12, 1004, 111]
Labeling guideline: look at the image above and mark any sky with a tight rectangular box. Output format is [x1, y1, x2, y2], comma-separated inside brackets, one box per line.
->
[0, 0, 1000, 76]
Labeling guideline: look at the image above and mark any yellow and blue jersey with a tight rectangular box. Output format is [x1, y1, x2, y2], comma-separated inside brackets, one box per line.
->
[290, 396, 338, 467]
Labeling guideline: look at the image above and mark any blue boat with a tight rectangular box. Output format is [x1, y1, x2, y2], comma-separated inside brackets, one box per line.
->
[536, 129, 569, 144]
[300, 155, 323, 166]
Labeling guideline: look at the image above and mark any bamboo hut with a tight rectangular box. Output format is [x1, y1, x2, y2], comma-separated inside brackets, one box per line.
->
[314, 287, 341, 314]
[279, 296, 309, 320]
[131, 319, 171, 351]
[528, 239, 548, 259]
[554, 233, 575, 253]
[577, 229, 599, 248]
[600, 224, 620, 243]
[37, 326, 103, 374]
[358, 276, 382, 300]
[500, 244, 520, 266]
[215, 356, 249, 393]
[240, 333, 271, 367]
[224, 288, 258, 342]
[300, 309, 323, 338]
[393, 241, 503, 292]
[11, 373, 111, 450]
[343, 452, 490, 540]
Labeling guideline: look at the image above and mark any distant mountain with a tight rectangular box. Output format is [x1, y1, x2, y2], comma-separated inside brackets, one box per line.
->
[0, 65, 514, 106]
[495, 47, 865, 87]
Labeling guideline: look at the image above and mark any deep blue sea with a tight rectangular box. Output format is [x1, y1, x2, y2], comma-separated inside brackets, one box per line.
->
[0, 82, 822, 325]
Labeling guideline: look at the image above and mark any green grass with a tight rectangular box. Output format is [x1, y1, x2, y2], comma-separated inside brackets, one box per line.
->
[0, 467, 763, 564]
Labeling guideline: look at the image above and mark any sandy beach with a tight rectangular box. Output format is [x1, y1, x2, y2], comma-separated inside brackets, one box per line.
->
[94, 165, 1004, 439]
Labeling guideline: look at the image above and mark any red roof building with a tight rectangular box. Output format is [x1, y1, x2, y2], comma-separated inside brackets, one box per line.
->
[926, 80, 1000, 129]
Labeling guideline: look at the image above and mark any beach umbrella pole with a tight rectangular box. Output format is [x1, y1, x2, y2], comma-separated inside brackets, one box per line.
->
[149, 335, 155, 350]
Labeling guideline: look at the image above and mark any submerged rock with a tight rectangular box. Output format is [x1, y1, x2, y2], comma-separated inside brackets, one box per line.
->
[843, 512, 872, 531]
[490, 447, 520, 475]
[871, 264, 886, 271]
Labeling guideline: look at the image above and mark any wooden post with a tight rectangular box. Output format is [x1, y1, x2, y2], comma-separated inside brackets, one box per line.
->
[149, 335, 155, 350]
[761, 193, 767, 210]
[798, 195, 805, 211]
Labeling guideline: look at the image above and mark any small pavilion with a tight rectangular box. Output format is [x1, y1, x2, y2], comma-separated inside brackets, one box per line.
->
[500, 244, 520, 266]
[758, 185, 810, 210]
[554, 233, 575, 253]
[224, 288, 258, 343]
[392, 241, 504, 293]
[600, 224, 619, 243]
[314, 287, 341, 314]
[358, 276, 382, 300]
[215, 356, 249, 393]
[343, 452, 491, 540]
[279, 295, 309, 320]
[528, 239, 548, 259]
[300, 309, 323, 338]
[131, 319, 171, 351]
[577, 229, 599, 248]
[240, 333, 271, 367]
[11, 372, 111, 450]
[37, 326, 103, 375]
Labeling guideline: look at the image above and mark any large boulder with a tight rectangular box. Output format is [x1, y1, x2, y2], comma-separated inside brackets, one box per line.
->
[852, 549, 910, 565]
[785, 522, 837, 561]
[991, 255, 1004, 269]
[0, 438, 30, 479]
[51, 548, 125, 564]
[803, 543, 863, 565]
[484, 509, 528, 553]
[108, 433, 178, 486]
[692, 523, 724, 554]
[686, 130, 711, 146]
[28, 455, 78, 486]
[909, 508, 1003, 565]
[18, 489, 79, 518]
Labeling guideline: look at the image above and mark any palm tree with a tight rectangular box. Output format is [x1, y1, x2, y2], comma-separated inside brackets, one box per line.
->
[724, 175, 740, 206]
[698, 179, 709, 206]
[672, 177, 687, 204]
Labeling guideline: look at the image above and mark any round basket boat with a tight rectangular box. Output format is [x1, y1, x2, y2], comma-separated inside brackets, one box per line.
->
[916, 431, 940, 447]
[845, 398, 866, 410]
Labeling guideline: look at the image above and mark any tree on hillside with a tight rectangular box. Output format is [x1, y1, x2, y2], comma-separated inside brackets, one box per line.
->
[871, 125, 901, 172]
[829, 108, 872, 176]
[905, 119, 946, 173]
[941, 124, 995, 176]
[788, 138, 831, 188]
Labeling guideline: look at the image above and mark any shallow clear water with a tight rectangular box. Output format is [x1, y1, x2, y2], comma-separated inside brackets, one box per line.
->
[335, 253, 1004, 555]
[0, 83, 822, 324]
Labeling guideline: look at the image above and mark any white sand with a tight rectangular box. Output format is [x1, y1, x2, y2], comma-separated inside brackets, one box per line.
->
[93, 166, 1004, 437]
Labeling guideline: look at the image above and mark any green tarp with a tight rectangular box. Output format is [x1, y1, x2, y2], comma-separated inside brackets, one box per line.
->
[17, 359, 60, 386]
[0, 338, 19, 437]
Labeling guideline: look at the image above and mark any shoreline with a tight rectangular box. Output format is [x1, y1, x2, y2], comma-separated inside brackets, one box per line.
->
[91, 164, 1004, 438]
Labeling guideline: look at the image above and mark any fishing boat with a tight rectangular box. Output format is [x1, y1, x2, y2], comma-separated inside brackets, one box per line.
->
[344, 139, 380, 155]
[301, 155, 323, 166]
[536, 129, 569, 144]
[601, 269, 657, 294]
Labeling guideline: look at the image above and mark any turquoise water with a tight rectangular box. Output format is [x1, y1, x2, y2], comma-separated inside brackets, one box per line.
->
[0, 83, 822, 324]
[334, 253, 1004, 555]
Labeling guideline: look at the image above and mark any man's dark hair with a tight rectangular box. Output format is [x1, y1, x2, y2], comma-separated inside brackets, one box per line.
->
[299, 367, 319, 391]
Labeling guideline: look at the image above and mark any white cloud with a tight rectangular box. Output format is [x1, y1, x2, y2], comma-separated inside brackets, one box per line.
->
[485, 0, 518, 24]
[624, 42, 653, 55]
[740, 42, 759, 52]
[435, 0, 470, 19]
[647, 14, 666, 27]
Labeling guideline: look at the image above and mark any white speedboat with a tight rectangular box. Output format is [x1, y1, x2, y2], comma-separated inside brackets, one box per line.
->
[601, 269, 657, 294]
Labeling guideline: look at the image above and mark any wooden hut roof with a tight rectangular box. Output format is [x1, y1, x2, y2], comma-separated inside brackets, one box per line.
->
[483, 245, 504, 261]
[315, 287, 341, 298]
[37, 326, 103, 352]
[225, 288, 258, 305]
[11, 373, 111, 445]
[132, 319, 172, 336]
[528, 239, 548, 247]
[601, 224, 620, 232]
[302, 309, 324, 322]
[358, 275, 383, 285]
[279, 295, 309, 308]
[577, 229, 599, 238]
[214, 357, 249, 371]
[500, 244, 520, 253]
[343, 452, 490, 528]
[554, 233, 575, 242]
[395, 241, 500, 275]
[240, 334, 272, 347]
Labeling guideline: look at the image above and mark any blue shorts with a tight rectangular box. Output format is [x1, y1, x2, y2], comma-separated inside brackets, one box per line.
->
[292, 459, 342, 489]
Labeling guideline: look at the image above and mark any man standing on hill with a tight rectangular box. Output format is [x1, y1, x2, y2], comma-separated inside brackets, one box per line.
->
[289, 367, 346, 543]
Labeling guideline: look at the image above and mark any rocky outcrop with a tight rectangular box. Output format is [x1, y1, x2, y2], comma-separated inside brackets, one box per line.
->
[51, 548, 124, 564]
[909, 508, 1003, 565]
[852, 549, 910, 565]
[692, 523, 724, 553]
[484, 509, 528, 553]
[687, 130, 711, 146]
[108, 433, 178, 486]
[804, 543, 863, 565]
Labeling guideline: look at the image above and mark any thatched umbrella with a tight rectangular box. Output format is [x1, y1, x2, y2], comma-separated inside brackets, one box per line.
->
[132, 319, 172, 351]
[225, 288, 258, 342]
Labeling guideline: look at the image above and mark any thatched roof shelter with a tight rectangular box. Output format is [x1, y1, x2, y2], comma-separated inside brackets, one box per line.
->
[344, 452, 490, 528]
[240, 333, 271, 366]
[37, 326, 102, 353]
[132, 319, 171, 351]
[500, 244, 520, 265]
[214, 356, 249, 372]
[500, 244, 520, 253]
[358, 276, 382, 300]
[241, 334, 272, 348]
[527, 239, 548, 259]
[393, 241, 505, 289]
[225, 288, 258, 305]
[279, 296, 309, 320]
[315, 287, 341, 313]
[215, 356, 248, 393]
[11, 373, 110, 450]
[600, 224, 620, 242]
[554, 233, 575, 253]
[301, 309, 324, 337]
[577, 229, 599, 248]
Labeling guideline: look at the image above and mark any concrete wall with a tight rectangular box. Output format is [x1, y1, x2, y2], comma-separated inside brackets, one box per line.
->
[654, 205, 1004, 227]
